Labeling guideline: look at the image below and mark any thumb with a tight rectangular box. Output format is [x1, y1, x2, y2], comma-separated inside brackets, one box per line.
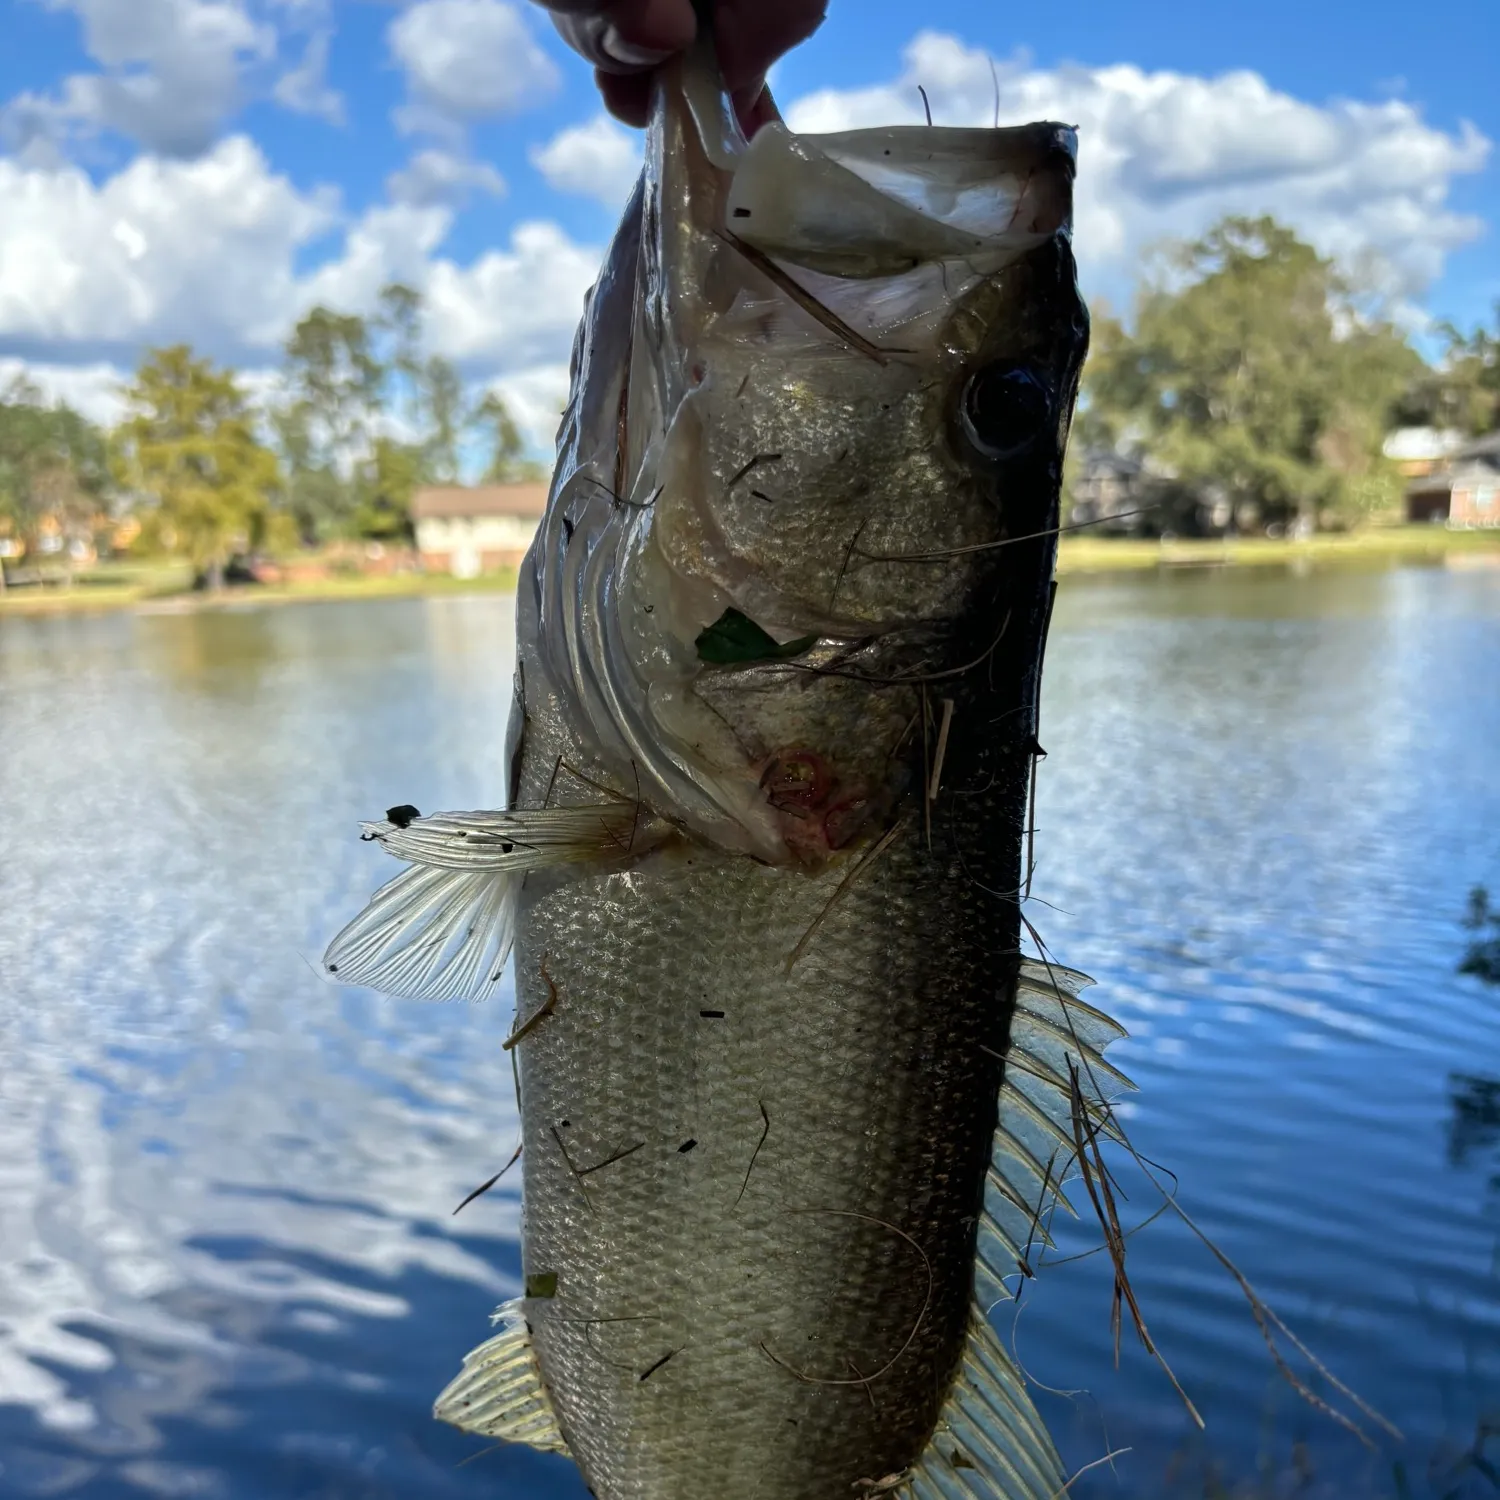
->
[541, 5, 692, 74]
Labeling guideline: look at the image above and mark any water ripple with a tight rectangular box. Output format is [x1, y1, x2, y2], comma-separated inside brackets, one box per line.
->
[2, 575, 1498, 1498]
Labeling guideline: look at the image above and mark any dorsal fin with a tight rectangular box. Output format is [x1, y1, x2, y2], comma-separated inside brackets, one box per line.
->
[977, 958, 1133, 1306]
[433, 1300, 570, 1454]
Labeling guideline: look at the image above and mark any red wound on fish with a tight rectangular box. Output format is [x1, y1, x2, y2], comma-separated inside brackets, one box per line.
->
[760, 750, 834, 814]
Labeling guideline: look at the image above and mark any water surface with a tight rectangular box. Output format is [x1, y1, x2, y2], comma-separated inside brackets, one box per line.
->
[1, 567, 1497, 1498]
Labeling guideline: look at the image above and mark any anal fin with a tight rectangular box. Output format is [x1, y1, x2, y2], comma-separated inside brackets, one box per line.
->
[433, 1300, 571, 1455]
[896, 1306, 1066, 1500]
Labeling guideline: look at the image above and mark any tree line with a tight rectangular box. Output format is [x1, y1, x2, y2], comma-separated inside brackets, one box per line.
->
[2, 217, 1498, 582]
[1075, 216, 1497, 533]
[0, 282, 542, 586]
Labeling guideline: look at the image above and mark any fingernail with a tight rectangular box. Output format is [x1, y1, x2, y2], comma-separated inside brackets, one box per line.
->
[600, 24, 672, 70]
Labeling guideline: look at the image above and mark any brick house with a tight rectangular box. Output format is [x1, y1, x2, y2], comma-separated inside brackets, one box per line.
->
[1406, 433, 1500, 527]
[411, 483, 549, 576]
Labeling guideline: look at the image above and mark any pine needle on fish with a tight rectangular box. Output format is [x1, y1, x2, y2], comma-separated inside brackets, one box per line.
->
[759, 1209, 933, 1389]
[785, 821, 906, 972]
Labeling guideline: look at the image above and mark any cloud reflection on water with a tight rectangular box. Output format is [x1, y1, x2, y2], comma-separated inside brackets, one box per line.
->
[1, 575, 1498, 1497]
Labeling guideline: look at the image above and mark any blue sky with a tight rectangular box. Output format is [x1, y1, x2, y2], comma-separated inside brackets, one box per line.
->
[0, 0, 1494, 443]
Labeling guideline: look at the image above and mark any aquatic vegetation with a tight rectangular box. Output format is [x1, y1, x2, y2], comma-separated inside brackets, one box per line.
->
[1461, 887, 1500, 987]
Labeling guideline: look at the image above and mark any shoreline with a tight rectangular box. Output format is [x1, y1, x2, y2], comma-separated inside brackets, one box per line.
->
[2, 527, 1497, 619]
[1055, 525, 1500, 573]
[0, 568, 520, 618]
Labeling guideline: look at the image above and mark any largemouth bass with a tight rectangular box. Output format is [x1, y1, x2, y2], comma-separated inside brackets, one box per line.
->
[327, 40, 1121, 1500]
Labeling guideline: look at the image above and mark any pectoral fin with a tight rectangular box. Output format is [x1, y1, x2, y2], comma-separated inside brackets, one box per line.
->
[323, 804, 668, 1002]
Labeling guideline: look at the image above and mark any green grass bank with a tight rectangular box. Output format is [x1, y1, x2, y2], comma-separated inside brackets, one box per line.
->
[1, 526, 1495, 617]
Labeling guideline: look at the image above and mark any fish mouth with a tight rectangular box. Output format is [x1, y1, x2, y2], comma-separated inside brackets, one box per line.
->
[724, 118, 1077, 280]
[670, 29, 1077, 280]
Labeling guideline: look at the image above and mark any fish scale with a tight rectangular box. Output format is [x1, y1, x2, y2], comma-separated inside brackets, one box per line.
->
[512, 838, 1017, 1497]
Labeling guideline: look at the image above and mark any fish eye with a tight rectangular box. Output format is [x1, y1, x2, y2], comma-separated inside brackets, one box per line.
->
[960, 363, 1053, 461]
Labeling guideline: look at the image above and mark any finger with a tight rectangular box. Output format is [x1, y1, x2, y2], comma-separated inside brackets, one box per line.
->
[550, 1, 694, 73]
[553, 17, 672, 73]
[603, 0, 696, 60]
[714, 1, 826, 97]
[596, 68, 654, 127]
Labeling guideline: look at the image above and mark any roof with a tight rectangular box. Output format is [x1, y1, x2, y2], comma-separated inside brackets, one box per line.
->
[1408, 461, 1500, 495]
[1451, 461, 1500, 487]
[411, 483, 550, 520]
[1382, 426, 1466, 462]
[1075, 447, 1144, 478]
[1455, 431, 1500, 463]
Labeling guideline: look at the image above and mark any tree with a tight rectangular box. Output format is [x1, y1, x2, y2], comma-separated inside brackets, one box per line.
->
[271, 283, 547, 543]
[473, 390, 546, 483]
[114, 346, 283, 588]
[422, 355, 466, 483]
[0, 377, 111, 569]
[371, 285, 537, 485]
[277, 306, 384, 540]
[1398, 307, 1500, 436]
[1081, 216, 1423, 531]
[269, 398, 345, 545]
[377, 282, 424, 388]
[355, 435, 426, 540]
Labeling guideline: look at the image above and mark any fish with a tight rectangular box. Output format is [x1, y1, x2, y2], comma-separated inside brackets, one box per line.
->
[325, 32, 1116, 1500]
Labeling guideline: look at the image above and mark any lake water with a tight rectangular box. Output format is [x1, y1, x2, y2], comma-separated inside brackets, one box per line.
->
[1, 565, 1498, 1499]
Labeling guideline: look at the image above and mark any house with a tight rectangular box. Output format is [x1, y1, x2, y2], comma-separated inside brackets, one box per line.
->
[1068, 448, 1230, 536]
[1067, 449, 1148, 531]
[1405, 433, 1500, 527]
[411, 483, 549, 577]
[1382, 426, 1466, 479]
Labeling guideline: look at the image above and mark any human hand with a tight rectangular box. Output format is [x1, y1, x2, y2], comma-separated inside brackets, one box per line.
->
[534, 1, 826, 133]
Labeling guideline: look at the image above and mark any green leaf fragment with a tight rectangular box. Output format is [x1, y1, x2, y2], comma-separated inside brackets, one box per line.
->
[525, 1272, 558, 1299]
[695, 608, 817, 666]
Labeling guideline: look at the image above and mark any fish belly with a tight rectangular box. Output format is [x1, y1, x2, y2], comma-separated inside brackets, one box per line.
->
[512, 834, 1018, 1499]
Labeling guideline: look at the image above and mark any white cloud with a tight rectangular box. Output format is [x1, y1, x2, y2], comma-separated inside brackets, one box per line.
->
[0, 357, 132, 428]
[272, 27, 343, 124]
[487, 363, 569, 455]
[8, 0, 276, 157]
[386, 147, 506, 208]
[529, 113, 641, 208]
[265, 0, 328, 19]
[0, 136, 337, 351]
[294, 201, 456, 316]
[424, 221, 600, 369]
[389, 0, 559, 138]
[785, 32, 1490, 307]
[0, 136, 598, 441]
